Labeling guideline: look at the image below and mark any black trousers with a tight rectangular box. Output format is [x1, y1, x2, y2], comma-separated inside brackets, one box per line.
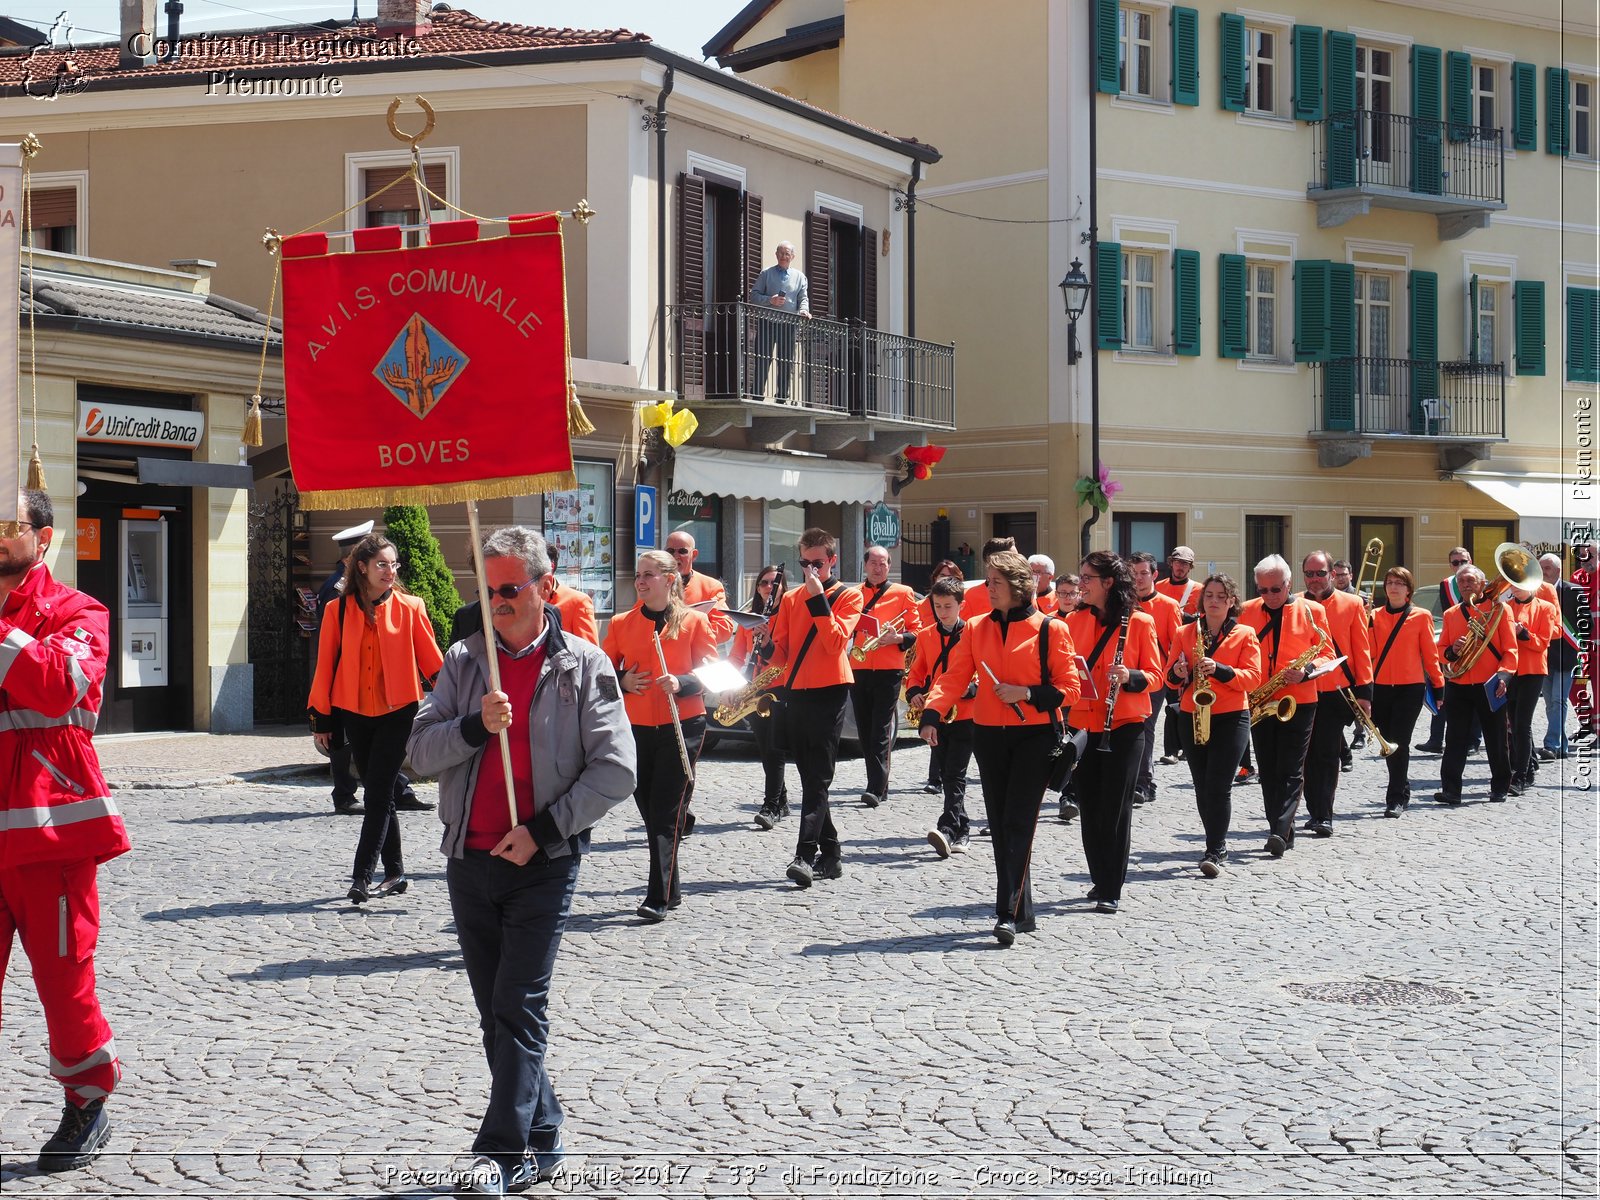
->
[1074, 721, 1144, 903]
[1507, 674, 1545, 784]
[1304, 693, 1354, 823]
[448, 845, 581, 1173]
[850, 668, 904, 800]
[751, 709, 787, 804]
[1179, 709, 1249, 855]
[340, 702, 417, 884]
[1251, 701, 1315, 842]
[1137, 687, 1168, 795]
[1441, 680, 1512, 796]
[934, 718, 974, 839]
[1162, 701, 1183, 756]
[330, 741, 415, 805]
[971, 724, 1057, 927]
[1371, 683, 1425, 805]
[632, 716, 705, 908]
[786, 685, 849, 860]
[1428, 703, 1482, 749]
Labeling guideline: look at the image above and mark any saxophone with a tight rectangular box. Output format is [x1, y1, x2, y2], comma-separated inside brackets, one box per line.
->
[713, 664, 782, 726]
[1247, 629, 1331, 726]
[1190, 621, 1215, 745]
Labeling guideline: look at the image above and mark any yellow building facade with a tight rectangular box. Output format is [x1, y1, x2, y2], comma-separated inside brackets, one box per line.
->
[711, 0, 1597, 582]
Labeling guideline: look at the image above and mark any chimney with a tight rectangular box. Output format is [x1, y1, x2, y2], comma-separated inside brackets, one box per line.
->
[376, 0, 432, 38]
[170, 258, 215, 294]
[119, 0, 157, 68]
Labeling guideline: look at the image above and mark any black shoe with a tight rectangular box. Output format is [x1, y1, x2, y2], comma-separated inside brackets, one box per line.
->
[1235, 768, 1257, 785]
[1085, 886, 1103, 902]
[681, 809, 697, 836]
[1301, 819, 1318, 832]
[333, 797, 365, 815]
[753, 801, 781, 831]
[815, 856, 844, 880]
[927, 828, 952, 859]
[992, 919, 1017, 947]
[1339, 756, 1354, 773]
[635, 902, 667, 922]
[785, 857, 813, 888]
[1133, 789, 1154, 806]
[1383, 805, 1401, 818]
[860, 791, 881, 808]
[1265, 833, 1286, 858]
[347, 878, 372, 904]
[923, 782, 942, 794]
[1507, 779, 1526, 797]
[1057, 794, 1079, 822]
[976, 826, 992, 838]
[1095, 899, 1119, 914]
[38, 1099, 111, 1172]
[1313, 821, 1334, 838]
[376, 875, 409, 898]
[394, 792, 435, 811]
[1490, 792, 1509, 803]
[1432, 791, 1462, 806]
[1414, 741, 1443, 754]
[1199, 853, 1222, 878]
[1536, 748, 1557, 761]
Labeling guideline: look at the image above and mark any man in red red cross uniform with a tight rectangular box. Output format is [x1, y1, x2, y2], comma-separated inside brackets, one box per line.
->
[1, 490, 127, 1172]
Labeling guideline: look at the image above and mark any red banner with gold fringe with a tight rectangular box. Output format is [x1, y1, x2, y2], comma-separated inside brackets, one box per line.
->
[280, 214, 577, 509]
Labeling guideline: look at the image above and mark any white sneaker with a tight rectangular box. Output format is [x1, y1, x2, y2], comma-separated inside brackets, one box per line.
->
[927, 828, 952, 859]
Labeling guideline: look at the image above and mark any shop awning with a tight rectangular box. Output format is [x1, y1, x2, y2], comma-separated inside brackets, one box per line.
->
[671, 446, 886, 506]
[1456, 471, 1571, 544]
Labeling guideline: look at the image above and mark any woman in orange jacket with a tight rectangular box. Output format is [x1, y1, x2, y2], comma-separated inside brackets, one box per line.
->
[1063, 551, 1162, 914]
[1506, 582, 1558, 795]
[603, 550, 719, 922]
[308, 533, 444, 904]
[730, 564, 788, 829]
[1164, 574, 1261, 876]
[920, 551, 1080, 945]
[1369, 567, 1445, 816]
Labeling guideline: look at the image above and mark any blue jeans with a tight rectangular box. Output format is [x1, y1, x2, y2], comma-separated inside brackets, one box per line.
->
[448, 844, 583, 1173]
[1543, 668, 1574, 753]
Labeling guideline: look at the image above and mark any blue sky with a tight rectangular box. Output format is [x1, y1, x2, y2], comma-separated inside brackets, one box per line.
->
[1, 2, 739, 60]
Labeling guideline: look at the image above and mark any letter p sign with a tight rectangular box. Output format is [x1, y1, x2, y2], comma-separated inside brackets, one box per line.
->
[635, 484, 657, 550]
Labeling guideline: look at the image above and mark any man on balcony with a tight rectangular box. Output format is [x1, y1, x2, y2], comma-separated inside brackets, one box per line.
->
[750, 241, 810, 402]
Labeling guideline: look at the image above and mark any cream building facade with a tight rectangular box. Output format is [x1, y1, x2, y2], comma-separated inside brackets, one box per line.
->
[709, 0, 1596, 582]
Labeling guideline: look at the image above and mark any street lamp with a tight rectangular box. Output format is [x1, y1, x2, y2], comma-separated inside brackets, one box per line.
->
[1059, 258, 1090, 364]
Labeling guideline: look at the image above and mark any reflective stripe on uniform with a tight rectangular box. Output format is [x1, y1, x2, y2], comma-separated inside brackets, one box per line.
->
[0, 627, 36, 688]
[65, 653, 90, 706]
[51, 1040, 118, 1078]
[0, 794, 121, 832]
[0, 707, 98, 733]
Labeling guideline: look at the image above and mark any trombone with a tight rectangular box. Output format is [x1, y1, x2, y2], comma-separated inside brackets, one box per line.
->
[1353, 537, 1383, 607]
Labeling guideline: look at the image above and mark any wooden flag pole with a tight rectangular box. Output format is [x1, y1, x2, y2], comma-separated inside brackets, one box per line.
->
[466, 499, 520, 831]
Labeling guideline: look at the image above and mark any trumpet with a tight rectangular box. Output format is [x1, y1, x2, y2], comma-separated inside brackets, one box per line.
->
[1248, 631, 1331, 726]
[851, 613, 907, 661]
[1340, 686, 1397, 757]
[713, 664, 782, 726]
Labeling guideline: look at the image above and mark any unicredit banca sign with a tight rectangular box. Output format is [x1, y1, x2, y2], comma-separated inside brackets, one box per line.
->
[77, 400, 205, 450]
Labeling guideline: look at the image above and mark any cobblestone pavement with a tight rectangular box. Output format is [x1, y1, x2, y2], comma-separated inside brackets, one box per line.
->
[2, 732, 1596, 1198]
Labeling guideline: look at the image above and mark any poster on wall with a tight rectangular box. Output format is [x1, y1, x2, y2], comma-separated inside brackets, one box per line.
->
[542, 462, 616, 615]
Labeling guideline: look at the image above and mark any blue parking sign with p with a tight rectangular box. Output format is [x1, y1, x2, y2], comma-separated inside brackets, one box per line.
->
[635, 485, 658, 550]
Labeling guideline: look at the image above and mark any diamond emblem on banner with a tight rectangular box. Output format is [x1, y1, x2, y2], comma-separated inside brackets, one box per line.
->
[374, 313, 469, 420]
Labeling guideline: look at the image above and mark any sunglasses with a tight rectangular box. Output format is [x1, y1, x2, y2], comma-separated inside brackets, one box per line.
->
[1258, 584, 1287, 594]
[1449, 559, 1468, 566]
[800, 557, 830, 569]
[487, 578, 539, 600]
[1304, 569, 1329, 578]
[668, 547, 693, 557]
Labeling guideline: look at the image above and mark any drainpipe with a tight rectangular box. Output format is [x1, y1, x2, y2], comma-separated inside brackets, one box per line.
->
[655, 66, 675, 393]
[1078, 0, 1102, 563]
[906, 160, 920, 339]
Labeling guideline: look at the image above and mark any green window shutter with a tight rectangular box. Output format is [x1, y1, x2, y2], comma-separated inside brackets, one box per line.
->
[1446, 51, 1473, 140]
[1468, 275, 1480, 364]
[1409, 270, 1440, 432]
[1412, 46, 1444, 195]
[1512, 62, 1537, 151]
[1095, 241, 1123, 350]
[1326, 32, 1358, 187]
[1172, 249, 1201, 355]
[1292, 25, 1324, 121]
[1548, 68, 1571, 155]
[1171, 8, 1199, 106]
[1294, 259, 1329, 362]
[1219, 14, 1246, 112]
[1096, 0, 1121, 95]
[1218, 253, 1249, 359]
[1569, 288, 1600, 383]
[1324, 264, 1357, 431]
[1514, 280, 1545, 375]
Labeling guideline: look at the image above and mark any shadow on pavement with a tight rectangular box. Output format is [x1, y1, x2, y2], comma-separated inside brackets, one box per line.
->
[229, 948, 460, 981]
[170, 809, 328, 825]
[799, 929, 995, 956]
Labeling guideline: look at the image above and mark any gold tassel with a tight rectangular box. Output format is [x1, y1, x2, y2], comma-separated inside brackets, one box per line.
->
[567, 384, 595, 437]
[242, 394, 264, 448]
[25, 445, 45, 490]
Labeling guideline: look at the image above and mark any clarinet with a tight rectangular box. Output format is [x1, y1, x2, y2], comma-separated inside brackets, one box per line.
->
[1096, 615, 1130, 752]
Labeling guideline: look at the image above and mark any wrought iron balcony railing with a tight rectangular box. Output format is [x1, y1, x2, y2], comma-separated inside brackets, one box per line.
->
[1310, 109, 1505, 208]
[669, 302, 955, 430]
[1312, 357, 1506, 439]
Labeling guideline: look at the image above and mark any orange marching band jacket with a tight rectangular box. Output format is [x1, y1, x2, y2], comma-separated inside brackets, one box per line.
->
[681, 570, 736, 646]
[1154, 576, 1202, 616]
[1507, 594, 1558, 677]
[1368, 604, 1444, 689]
[849, 580, 923, 671]
[760, 579, 863, 690]
[1238, 596, 1330, 708]
[923, 608, 1081, 728]
[602, 606, 720, 726]
[1304, 589, 1374, 699]
[905, 619, 976, 723]
[1063, 608, 1161, 731]
[1136, 588, 1183, 664]
[1437, 598, 1519, 685]
[1162, 619, 1262, 715]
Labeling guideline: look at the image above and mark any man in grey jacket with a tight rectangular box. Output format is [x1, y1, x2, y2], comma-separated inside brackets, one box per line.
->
[408, 525, 634, 1197]
[749, 240, 810, 401]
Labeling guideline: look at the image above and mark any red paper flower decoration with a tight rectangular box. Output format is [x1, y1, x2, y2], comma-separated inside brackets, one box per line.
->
[892, 444, 948, 493]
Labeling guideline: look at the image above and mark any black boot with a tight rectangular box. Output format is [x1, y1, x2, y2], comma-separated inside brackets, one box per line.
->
[38, 1099, 111, 1172]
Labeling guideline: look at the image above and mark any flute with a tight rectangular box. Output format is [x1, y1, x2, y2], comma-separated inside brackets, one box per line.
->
[653, 629, 695, 781]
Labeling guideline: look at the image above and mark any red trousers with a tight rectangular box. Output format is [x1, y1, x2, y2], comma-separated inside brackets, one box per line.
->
[0, 859, 120, 1105]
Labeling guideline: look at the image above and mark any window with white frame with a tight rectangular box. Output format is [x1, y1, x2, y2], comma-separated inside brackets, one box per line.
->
[1573, 76, 1595, 160]
[1247, 262, 1279, 359]
[1246, 26, 1280, 116]
[1472, 62, 1498, 137]
[1122, 250, 1159, 350]
[1355, 270, 1397, 392]
[1119, 6, 1157, 99]
[1475, 280, 1503, 364]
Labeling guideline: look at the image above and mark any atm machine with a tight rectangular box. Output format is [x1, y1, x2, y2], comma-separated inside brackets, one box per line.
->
[119, 517, 168, 688]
